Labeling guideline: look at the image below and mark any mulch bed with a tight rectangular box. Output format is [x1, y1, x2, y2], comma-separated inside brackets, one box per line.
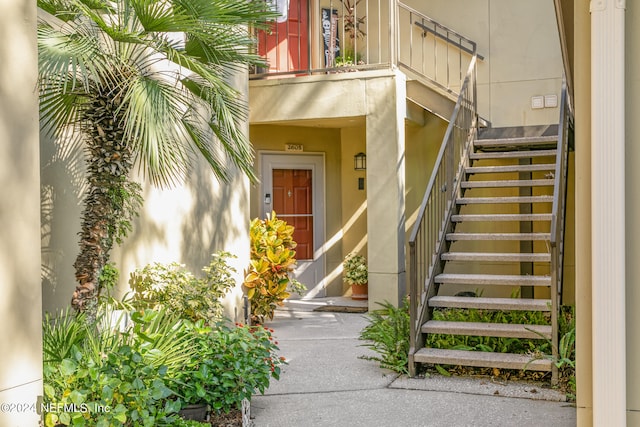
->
[208, 409, 244, 427]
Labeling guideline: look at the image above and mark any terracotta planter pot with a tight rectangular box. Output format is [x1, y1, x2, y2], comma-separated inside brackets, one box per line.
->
[351, 283, 368, 300]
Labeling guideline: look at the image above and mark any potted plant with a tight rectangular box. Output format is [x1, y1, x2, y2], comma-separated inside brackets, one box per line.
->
[343, 253, 368, 300]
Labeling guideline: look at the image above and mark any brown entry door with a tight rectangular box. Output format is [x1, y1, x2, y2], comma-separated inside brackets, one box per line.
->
[272, 169, 313, 260]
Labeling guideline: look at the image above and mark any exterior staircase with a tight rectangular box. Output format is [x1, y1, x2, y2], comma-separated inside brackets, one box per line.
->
[412, 129, 561, 376]
[389, 2, 572, 383]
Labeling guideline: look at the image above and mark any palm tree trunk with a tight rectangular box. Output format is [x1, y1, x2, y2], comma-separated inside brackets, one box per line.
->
[71, 91, 139, 319]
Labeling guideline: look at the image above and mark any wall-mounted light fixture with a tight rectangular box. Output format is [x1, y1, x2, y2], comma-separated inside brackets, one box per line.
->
[354, 152, 366, 171]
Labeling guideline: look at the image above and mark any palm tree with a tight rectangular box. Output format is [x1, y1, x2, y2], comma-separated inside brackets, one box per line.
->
[37, 0, 272, 319]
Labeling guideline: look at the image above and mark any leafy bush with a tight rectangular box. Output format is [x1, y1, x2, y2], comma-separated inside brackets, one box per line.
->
[359, 298, 410, 374]
[127, 252, 237, 323]
[42, 308, 193, 427]
[171, 321, 285, 414]
[343, 253, 368, 285]
[243, 212, 305, 322]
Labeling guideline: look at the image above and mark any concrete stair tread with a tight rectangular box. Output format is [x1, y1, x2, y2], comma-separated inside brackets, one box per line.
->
[446, 232, 551, 241]
[461, 179, 554, 188]
[451, 213, 552, 222]
[429, 295, 552, 311]
[434, 273, 551, 286]
[421, 320, 552, 339]
[456, 196, 553, 204]
[470, 149, 557, 160]
[441, 252, 551, 262]
[465, 164, 555, 173]
[413, 347, 553, 371]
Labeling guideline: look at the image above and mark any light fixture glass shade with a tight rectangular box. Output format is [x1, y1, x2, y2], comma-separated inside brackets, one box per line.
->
[354, 152, 366, 170]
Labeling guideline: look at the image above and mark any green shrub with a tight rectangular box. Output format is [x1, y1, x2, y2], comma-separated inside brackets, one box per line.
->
[171, 320, 285, 414]
[359, 298, 410, 374]
[42, 308, 192, 427]
[127, 251, 237, 323]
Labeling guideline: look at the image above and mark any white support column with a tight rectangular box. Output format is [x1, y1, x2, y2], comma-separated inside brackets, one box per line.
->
[591, 0, 626, 425]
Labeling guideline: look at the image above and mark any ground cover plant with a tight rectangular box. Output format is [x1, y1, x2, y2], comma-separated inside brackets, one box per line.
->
[359, 298, 410, 374]
[43, 250, 286, 426]
[358, 297, 576, 400]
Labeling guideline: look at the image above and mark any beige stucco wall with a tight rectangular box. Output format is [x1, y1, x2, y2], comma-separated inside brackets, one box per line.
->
[402, 0, 563, 127]
[574, 0, 592, 424]
[41, 72, 252, 322]
[0, 0, 43, 425]
[626, 1, 640, 424]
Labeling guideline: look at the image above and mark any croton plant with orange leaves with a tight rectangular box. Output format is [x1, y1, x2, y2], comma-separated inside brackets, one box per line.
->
[243, 212, 305, 322]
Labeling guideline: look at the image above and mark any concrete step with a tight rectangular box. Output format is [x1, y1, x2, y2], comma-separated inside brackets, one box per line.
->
[413, 347, 553, 371]
[456, 196, 553, 204]
[474, 136, 558, 149]
[451, 214, 552, 222]
[470, 149, 557, 160]
[441, 252, 551, 262]
[421, 320, 552, 339]
[429, 296, 551, 311]
[434, 273, 551, 287]
[446, 232, 551, 241]
[461, 179, 554, 188]
[465, 164, 555, 174]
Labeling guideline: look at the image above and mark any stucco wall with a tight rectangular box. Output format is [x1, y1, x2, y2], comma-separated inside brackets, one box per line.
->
[626, 1, 640, 423]
[402, 0, 563, 127]
[0, 0, 43, 425]
[41, 70, 252, 322]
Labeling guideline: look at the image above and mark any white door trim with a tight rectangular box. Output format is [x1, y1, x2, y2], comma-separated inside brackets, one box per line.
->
[259, 152, 326, 298]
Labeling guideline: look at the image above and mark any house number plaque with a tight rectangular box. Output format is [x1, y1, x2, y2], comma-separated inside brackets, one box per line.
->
[285, 144, 303, 152]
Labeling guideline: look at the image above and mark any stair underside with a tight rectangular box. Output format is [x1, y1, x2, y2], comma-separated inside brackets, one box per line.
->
[462, 179, 554, 188]
[446, 232, 550, 241]
[470, 149, 557, 160]
[442, 252, 551, 262]
[474, 135, 557, 149]
[413, 348, 553, 371]
[452, 213, 552, 222]
[429, 295, 551, 311]
[422, 320, 552, 339]
[466, 164, 555, 173]
[456, 196, 553, 204]
[435, 273, 551, 286]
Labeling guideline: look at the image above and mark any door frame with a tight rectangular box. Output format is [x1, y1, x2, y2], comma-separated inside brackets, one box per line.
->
[259, 151, 326, 298]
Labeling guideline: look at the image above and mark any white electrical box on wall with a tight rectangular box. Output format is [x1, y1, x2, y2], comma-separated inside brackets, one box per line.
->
[544, 94, 558, 108]
[531, 95, 544, 109]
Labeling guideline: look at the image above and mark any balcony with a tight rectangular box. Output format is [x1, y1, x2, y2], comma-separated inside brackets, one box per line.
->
[252, 1, 479, 100]
[251, 0, 392, 78]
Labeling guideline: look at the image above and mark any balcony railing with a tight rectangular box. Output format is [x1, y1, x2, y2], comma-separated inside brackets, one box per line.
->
[251, 0, 393, 78]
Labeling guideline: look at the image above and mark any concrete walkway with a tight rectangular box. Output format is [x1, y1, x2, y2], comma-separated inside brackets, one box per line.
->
[251, 298, 576, 427]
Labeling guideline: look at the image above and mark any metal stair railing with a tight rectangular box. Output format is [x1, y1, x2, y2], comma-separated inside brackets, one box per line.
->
[396, 2, 483, 97]
[549, 76, 572, 384]
[408, 55, 478, 377]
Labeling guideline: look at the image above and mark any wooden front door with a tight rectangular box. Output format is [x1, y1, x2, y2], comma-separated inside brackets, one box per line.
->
[257, 0, 309, 73]
[261, 153, 325, 297]
[272, 169, 313, 260]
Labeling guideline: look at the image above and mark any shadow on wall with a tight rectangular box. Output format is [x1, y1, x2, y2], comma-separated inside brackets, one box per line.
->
[40, 127, 251, 313]
[40, 131, 87, 312]
[112, 154, 251, 300]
